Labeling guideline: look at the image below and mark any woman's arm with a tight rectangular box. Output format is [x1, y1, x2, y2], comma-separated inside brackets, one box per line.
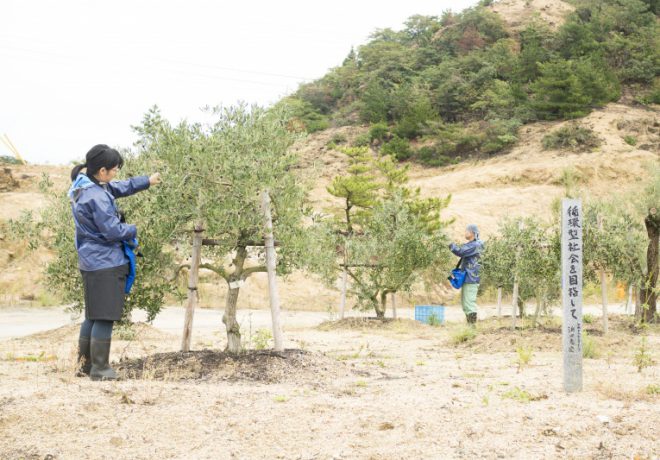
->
[91, 198, 137, 242]
[107, 176, 150, 198]
[449, 241, 481, 258]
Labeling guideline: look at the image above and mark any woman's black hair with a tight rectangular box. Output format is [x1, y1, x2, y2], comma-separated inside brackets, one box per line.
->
[70, 144, 124, 182]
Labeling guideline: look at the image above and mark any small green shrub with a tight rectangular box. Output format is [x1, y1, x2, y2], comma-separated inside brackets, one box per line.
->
[542, 124, 601, 152]
[330, 133, 347, 145]
[352, 133, 371, 147]
[115, 323, 137, 341]
[427, 313, 442, 327]
[638, 88, 660, 105]
[481, 119, 521, 155]
[624, 135, 637, 146]
[582, 331, 599, 359]
[417, 145, 458, 167]
[381, 136, 412, 161]
[515, 346, 533, 370]
[0, 155, 22, 165]
[252, 328, 273, 350]
[646, 384, 660, 395]
[451, 326, 477, 344]
[369, 123, 390, 142]
[583, 313, 594, 324]
[502, 387, 533, 402]
[633, 336, 654, 372]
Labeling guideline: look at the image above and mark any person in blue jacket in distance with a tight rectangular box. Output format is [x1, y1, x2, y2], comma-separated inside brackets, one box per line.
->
[69, 144, 161, 381]
[449, 224, 484, 325]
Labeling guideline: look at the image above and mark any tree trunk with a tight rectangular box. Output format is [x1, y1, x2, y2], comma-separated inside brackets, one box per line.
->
[532, 294, 542, 327]
[496, 287, 503, 317]
[375, 292, 386, 319]
[223, 245, 247, 353]
[511, 279, 519, 330]
[641, 209, 659, 323]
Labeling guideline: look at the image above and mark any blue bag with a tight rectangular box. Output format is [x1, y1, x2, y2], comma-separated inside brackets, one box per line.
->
[122, 238, 139, 294]
[448, 258, 466, 289]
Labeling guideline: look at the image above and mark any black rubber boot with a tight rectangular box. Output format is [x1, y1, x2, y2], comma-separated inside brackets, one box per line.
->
[90, 338, 118, 381]
[467, 313, 478, 325]
[76, 336, 91, 377]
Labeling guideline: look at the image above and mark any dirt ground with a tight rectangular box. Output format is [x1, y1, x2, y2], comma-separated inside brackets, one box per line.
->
[0, 307, 657, 460]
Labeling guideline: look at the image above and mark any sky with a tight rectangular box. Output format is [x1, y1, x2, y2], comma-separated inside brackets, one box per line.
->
[1, 0, 479, 165]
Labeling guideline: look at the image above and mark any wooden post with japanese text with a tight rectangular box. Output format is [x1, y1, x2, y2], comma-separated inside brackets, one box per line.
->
[562, 199, 583, 393]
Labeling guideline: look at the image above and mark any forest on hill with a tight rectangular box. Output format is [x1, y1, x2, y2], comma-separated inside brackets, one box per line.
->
[280, 0, 660, 166]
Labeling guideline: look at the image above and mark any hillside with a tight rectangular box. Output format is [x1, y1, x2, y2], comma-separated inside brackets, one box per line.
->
[489, 0, 575, 31]
[298, 103, 658, 235]
[1, 101, 657, 310]
[283, 0, 659, 168]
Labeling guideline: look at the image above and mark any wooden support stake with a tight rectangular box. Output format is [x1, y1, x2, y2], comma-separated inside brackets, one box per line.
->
[598, 215, 608, 334]
[511, 220, 524, 330]
[497, 286, 503, 317]
[626, 284, 633, 315]
[339, 267, 347, 320]
[391, 292, 397, 319]
[181, 224, 203, 352]
[261, 190, 284, 352]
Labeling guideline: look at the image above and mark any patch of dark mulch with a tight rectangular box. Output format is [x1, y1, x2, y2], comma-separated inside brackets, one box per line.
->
[117, 348, 357, 384]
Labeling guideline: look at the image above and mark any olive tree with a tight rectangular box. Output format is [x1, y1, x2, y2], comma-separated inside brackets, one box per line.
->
[324, 146, 451, 318]
[127, 104, 312, 352]
[582, 164, 658, 323]
[346, 192, 450, 317]
[482, 216, 560, 325]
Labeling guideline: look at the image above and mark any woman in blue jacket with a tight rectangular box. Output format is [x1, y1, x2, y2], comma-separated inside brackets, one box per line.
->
[449, 224, 484, 325]
[69, 144, 160, 381]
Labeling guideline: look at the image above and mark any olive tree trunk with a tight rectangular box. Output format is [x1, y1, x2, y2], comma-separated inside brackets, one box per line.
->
[640, 209, 659, 323]
[375, 292, 387, 319]
[223, 245, 247, 353]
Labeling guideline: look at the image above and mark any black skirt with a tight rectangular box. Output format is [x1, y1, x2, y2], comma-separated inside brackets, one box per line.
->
[80, 264, 129, 321]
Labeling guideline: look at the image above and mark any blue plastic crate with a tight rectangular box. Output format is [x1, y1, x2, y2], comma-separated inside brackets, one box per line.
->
[415, 305, 445, 325]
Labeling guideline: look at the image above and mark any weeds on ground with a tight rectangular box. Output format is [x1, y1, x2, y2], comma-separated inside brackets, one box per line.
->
[252, 329, 273, 350]
[646, 384, 660, 396]
[502, 386, 547, 403]
[582, 331, 599, 359]
[2, 351, 57, 362]
[115, 323, 137, 341]
[427, 314, 442, 327]
[515, 346, 533, 372]
[451, 326, 477, 345]
[633, 336, 655, 372]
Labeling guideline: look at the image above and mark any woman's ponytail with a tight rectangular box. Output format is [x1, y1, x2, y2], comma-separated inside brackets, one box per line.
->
[70, 162, 87, 182]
